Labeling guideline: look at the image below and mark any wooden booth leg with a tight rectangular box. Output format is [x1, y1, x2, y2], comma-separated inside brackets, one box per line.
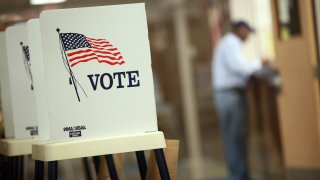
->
[105, 155, 118, 180]
[35, 160, 44, 180]
[48, 161, 58, 180]
[154, 149, 171, 180]
[135, 151, 147, 180]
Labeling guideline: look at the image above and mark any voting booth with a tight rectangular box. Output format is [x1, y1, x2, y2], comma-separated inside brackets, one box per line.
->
[0, 3, 172, 180]
[33, 4, 169, 179]
[0, 24, 38, 180]
[36, 3, 158, 141]
[1, 24, 38, 139]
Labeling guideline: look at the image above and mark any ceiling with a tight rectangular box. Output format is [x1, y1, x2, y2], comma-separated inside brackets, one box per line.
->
[0, 0, 147, 14]
[0, 0, 205, 23]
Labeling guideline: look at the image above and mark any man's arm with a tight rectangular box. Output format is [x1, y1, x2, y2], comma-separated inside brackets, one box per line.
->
[224, 45, 262, 77]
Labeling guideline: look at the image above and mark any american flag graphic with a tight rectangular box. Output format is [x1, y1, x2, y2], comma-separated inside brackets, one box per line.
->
[20, 42, 33, 90]
[60, 33, 125, 67]
[22, 45, 32, 79]
[22, 46, 30, 62]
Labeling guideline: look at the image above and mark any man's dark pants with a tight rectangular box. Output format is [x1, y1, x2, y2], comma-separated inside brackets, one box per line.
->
[214, 89, 249, 180]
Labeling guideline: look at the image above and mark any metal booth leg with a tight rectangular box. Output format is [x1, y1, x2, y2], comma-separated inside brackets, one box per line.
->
[105, 155, 118, 180]
[7, 156, 20, 180]
[82, 157, 93, 180]
[154, 149, 171, 180]
[48, 161, 58, 180]
[7, 156, 13, 180]
[93, 156, 100, 175]
[17, 156, 24, 180]
[135, 151, 147, 180]
[0, 155, 6, 179]
[35, 160, 44, 180]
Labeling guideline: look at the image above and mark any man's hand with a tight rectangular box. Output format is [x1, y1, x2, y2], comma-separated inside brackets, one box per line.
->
[262, 58, 277, 71]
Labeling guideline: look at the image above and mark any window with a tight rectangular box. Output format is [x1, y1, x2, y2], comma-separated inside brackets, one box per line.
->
[277, 0, 301, 40]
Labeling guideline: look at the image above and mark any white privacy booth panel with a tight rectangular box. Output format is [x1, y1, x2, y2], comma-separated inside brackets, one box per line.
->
[0, 32, 14, 138]
[27, 19, 50, 140]
[5, 23, 38, 139]
[38, 3, 158, 140]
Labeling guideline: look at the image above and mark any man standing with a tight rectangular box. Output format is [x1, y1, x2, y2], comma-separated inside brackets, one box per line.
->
[212, 20, 268, 180]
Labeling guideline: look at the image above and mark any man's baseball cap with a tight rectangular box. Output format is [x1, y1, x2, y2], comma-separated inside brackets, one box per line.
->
[232, 20, 255, 33]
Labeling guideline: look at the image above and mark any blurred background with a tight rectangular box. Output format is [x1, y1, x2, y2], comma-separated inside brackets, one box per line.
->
[1, 0, 320, 179]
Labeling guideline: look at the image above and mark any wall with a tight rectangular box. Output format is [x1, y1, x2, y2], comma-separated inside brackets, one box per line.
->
[229, 0, 275, 61]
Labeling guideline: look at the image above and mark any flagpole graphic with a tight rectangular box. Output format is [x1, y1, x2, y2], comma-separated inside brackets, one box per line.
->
[20, 42, 33, 90]
[57, 28, 82, 102]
